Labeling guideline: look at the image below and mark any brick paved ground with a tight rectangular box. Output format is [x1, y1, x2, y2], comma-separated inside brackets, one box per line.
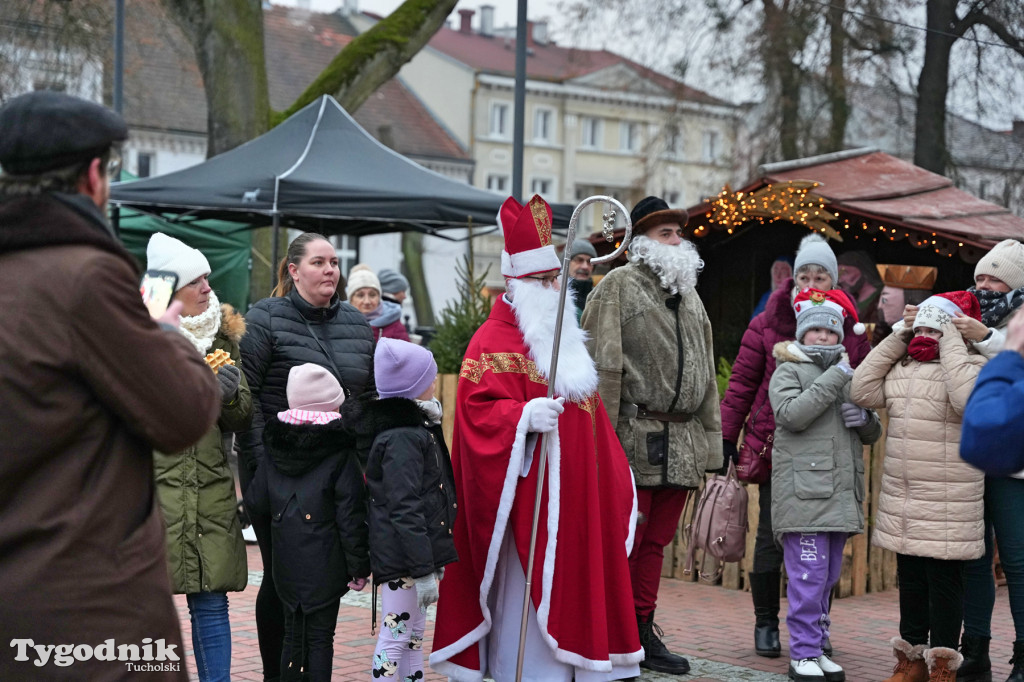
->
[173, 544, 1019, 681]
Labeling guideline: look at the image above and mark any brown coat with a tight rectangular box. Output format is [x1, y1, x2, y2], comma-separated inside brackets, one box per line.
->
[850, 321, 985, 561]
[0, 194, 220, 680]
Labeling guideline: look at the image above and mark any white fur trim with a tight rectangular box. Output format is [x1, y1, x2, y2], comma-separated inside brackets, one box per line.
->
[427, 658, 483, 682]
[924, 647, 963, 671]
[786, 343, 812, 362]
[852, 322, 866, 335]
[625, 468, 638, 556]
[501, 245, 561, 278]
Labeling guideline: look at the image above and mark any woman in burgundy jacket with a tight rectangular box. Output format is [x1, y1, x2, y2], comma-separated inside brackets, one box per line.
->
[720, 234, 871, 659]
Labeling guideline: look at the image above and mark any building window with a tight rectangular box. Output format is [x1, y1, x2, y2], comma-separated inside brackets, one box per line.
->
[665, 124, 683, 157]
[580, 117, 602, 149]
[534, 107, 554, 143]
[137, 152, 154, 178]
[487, 174, 510, 193]
[620, 121, 641, 152]
[531, 178, 553, 196]
[664, 189, 681, 206]
[702, 129, 719, 163]
[978, 180, 988, 200]
[490, 102, 510, 138]
[332, 235, 357, 276]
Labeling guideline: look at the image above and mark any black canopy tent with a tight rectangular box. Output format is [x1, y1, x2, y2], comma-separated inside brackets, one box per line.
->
[110, 95, 573, 245]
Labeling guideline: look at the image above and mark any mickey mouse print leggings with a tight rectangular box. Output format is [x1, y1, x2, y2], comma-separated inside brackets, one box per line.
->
[372, 578, 426, 681]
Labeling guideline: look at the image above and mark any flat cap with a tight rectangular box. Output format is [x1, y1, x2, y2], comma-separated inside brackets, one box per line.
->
[0, 90, 128, 175]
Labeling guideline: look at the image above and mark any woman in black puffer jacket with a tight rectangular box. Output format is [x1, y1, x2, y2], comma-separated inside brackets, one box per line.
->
[238, 232, 374, 682]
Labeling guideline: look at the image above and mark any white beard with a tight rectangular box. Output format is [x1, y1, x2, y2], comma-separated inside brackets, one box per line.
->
[627, 234, 704, 294]
[506, 278, 598, 402]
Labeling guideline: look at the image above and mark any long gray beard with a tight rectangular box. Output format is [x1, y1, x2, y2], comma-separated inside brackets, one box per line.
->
[627, 234, 704, 294]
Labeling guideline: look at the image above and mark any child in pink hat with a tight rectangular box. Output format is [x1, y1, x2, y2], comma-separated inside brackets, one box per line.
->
[244, 363, 369, 682]
[346, 338, 457, 681]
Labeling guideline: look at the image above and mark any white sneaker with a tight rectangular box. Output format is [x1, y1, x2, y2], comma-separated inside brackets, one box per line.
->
[789, 658, 824, 681]
[816, 654, 845, 682]
[241, 525, 258, 543]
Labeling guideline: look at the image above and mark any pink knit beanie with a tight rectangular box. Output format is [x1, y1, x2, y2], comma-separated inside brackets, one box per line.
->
[286, 364, 345, 412]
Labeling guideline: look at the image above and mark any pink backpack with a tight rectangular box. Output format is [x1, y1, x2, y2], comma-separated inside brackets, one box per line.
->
[683, 461, 749, 583]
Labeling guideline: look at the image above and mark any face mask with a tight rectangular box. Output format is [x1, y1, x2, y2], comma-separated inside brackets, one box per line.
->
[908, 336, 939, 362]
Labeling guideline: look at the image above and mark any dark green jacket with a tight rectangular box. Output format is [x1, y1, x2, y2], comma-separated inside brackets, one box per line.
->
[154, 305, 252, 594]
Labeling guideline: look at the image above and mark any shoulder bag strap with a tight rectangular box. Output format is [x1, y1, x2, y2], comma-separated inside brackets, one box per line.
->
[297, 309, 350, 398]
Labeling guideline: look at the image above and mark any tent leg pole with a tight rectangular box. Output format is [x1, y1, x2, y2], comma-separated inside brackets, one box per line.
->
[271, 214, 280, 290]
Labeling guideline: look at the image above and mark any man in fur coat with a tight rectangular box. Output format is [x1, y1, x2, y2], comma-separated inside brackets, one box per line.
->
[581, 196, 723, 675]
[430, 195, 642, 682]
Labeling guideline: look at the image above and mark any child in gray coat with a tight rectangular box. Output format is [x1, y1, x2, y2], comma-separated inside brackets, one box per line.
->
[768, 288, 881, 682]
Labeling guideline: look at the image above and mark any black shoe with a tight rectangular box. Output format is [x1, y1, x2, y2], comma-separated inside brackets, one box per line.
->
[822, 637, 833, 658]
[637, 612, 690, 675]
[1008, 640, 1024, 682]
[749, 572, 782, 658]
[958, 633, 991, 682]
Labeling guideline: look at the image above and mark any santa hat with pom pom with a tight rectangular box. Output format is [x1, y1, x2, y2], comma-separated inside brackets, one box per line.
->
[793, 288, 864, 343]
[913, 291, 981, 332]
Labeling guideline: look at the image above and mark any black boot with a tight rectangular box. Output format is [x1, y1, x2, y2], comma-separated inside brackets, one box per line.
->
[958, 633, 991, 682]
[637, 611, 690, 675]
[1008, 640, 1024, 682]
[749, 571, 782, 658]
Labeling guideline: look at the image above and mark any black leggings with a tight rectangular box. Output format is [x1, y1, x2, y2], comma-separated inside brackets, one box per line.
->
[281, 602, 341, 682]
[241, 462, 285, 681]
[753, 479, 784, 573]
[897, 553, 965, 649]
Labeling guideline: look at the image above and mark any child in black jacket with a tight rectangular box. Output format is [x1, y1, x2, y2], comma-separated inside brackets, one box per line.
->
[245, 363, 370, 682]
[354, 338, 457, 681]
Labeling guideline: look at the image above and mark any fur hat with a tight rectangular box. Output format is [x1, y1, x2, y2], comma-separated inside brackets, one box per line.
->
[568, 238, 597, 259]
[346, 264, 381, 299]
[286, 364, 345, 412]
[793, 233, 838, 289]
[146, 232, 211, 292]
[375, 338, 438, 400]
[793, 288, 863, 343]
[629, 195, 688, 235]
[913, 291, 982, 332]
[377, 268, 409, 295]
[498, 194, 561, 278]
[975, 239, 1024, 291]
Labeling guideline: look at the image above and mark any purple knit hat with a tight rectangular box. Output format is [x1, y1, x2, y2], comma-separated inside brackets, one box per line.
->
[375, 338, 438, 400]
[287, 364, 345, 412]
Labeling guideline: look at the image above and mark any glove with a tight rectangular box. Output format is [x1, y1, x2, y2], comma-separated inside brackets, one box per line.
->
[217, 363, 241, 401]
[723, 439, 739, 466]
[526, 397, 565, 434]
[414, 573, 439, 611]
[835, 360, 854, 377]
[435, 566, 445, 582]
[347, 577, 367, 591]
[841, 402, 868, 428]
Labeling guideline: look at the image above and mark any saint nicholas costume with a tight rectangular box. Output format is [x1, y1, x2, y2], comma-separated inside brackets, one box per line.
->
[429, 196, 642, 681]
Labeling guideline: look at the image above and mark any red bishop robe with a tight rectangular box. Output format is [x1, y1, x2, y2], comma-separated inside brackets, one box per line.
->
[429, 296, 642, 680]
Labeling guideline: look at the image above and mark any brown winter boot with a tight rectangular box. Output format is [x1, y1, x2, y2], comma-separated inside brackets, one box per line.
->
[925, 647, 964, 682]
[883, 637, 929, 682]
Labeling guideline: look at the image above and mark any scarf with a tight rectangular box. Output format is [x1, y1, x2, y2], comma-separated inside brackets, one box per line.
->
[970, 286, 1024, 328]
[908, 336, 939, 362]
[794, 342, 845, 369]
[415, 398, 443, 425]
[179, 290, 221, 354]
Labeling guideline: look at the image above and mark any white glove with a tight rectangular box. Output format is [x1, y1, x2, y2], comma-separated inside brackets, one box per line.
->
[527, 397, 565, 434]
[835, 360, 854, 376]
[414, 573, 439, 611]
[435, 566, 445, 582]
[841, 402, 868, 428]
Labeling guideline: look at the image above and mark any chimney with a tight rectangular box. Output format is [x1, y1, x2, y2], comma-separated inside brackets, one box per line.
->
[341, 0, 358, 16]
[480, 4, 495, 37]
[1014, 120, 1024, 140]
[458, 8, 475, 34]
[532, 20, 548, 45]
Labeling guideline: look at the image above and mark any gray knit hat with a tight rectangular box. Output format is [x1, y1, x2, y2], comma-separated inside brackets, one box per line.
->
[793, 234, 838, 288]
[378, 268, 410, 295]
[568, 239, 597, 259]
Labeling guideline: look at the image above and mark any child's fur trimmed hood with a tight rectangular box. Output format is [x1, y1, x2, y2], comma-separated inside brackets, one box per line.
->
[343, 395, 428, 440]
[263, 418, 353, 476]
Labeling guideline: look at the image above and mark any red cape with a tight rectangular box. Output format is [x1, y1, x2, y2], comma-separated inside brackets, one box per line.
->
[429, 297, 641, 680]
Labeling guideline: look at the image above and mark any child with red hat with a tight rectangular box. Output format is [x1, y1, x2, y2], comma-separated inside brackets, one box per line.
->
[768, 288, 881, 682]
[850, 291, 987, 681]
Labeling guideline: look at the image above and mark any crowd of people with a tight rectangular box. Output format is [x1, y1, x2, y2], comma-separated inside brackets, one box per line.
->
[7, 90, 1024, 682]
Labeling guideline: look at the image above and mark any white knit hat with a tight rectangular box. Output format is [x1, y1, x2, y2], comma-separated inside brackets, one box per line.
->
[345, 264, 381, 299]
[146, 232, 211, 291]
[793, 233, 838, 288]
[975, 239, 1024, 291]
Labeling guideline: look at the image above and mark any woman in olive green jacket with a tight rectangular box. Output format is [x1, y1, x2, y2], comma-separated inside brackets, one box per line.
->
[149, 233, 252, 682]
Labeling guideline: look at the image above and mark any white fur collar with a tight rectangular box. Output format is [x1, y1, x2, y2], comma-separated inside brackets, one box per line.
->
[507, 280, 598, 401]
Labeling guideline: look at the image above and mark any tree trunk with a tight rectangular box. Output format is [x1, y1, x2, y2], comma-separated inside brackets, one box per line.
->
[401, 232, 435, 326]
[914, 0, 958, 174]
[825, 0, 849, 153]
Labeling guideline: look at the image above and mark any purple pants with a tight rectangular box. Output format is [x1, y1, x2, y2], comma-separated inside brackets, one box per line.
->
[782, 531, 847, 660]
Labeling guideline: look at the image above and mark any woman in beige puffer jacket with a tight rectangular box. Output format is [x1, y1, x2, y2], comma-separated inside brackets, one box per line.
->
[851, 308, 986, 679]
